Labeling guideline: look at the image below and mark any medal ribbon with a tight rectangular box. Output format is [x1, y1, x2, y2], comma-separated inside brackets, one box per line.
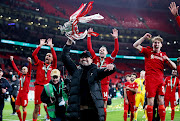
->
[53, 83, 61, 95]
[100, 58, 105, 68]
[20, 76, 26, 88]
[170, 76, 176, 90]
[44, 64, 51, 78]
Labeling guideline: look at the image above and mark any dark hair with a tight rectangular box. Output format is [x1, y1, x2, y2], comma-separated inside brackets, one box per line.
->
[125, 74, 131, 78]
[131, 73, 137, 78]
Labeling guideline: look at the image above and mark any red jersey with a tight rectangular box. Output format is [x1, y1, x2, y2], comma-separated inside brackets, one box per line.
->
[176, 16, 180, 27]
[87, 37, 119, 85]
[124, 81, 138, 102]
[140, 46, 168, 84]
[177, 65, 180, 76]
[32, 46, 57, 85]
[11, 60, 32, 94]
[164, 76, 179, 98]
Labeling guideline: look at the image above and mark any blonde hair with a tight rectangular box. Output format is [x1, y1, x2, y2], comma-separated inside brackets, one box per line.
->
[151, 36, 163, 43]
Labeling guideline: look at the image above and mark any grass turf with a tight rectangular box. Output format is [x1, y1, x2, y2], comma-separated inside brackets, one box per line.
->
[2, 98, 180, 121]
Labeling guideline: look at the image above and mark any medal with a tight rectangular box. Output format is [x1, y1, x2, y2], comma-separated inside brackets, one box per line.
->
[21, 87, 23, 90]
[20, 76, 26, 90]
[44, 64, 51, 80]
[170, 76, 176, 92]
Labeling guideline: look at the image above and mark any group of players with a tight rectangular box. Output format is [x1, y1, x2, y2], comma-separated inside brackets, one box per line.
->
[3, 1, 180, 121]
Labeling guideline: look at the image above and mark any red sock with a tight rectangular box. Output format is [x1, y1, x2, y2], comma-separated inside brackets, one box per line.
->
[33, 119, 37, 121]
[39, 106, 41, 115]
[171, 108, 175, 120]
[158, 105, 166, 121]
[44, 105, 50, 119]
[130, 112, 134, 121]
[23, 111, 27, 121]
[104, 108, 107, 121]
[123, 110, 127, 121]
[147, 105, 153, 121]
[16, 109, 22, 121]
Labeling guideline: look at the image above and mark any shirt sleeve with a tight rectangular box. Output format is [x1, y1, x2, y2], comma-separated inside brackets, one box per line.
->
[176, 16, 180, 27]
[87, 37, 97, 59]
[32, 46, 41, 65]
[177, 65, 180, 75]
[51, 47, 57, 69]
[110, 38, 119, 59]
[11, 60, 21, 76]
[27, 62, 32, 75]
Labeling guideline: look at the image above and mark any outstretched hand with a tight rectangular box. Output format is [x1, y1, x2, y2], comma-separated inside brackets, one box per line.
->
[87, 28, 94, 37]
[110, 28, 118, 39]
[40, 39, 46, 46]
[27, 57, 32, 63]
[143, 33, 152, 40]
[10, 56, 14, 61]
[47, 38, 54, 48]
[104, 64, 115, 71]
[169, 2, 179, 17]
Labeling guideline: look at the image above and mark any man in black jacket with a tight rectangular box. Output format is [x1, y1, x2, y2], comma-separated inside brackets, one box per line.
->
[0, 68, 12, 121]
[62, 40, 116, 121]
[10, 75, 19, 115]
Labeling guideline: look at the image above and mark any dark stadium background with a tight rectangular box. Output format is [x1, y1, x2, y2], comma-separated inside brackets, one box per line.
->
[0, 0, 180, 87]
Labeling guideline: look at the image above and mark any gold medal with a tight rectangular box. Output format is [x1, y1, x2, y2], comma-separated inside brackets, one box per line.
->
[45, 77, 47, 80]
[21, 87, 23, 90]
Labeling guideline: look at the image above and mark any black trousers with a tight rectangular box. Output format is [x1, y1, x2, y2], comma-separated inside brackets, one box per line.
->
[0, 101, 4, 121]
[80, 109, 99, 121]
[10, 96, 16, 113]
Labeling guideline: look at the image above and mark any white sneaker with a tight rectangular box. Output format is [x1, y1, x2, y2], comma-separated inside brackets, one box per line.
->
[10, 113, 17, 115]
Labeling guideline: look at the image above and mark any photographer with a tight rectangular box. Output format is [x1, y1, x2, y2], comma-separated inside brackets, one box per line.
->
[41, 69, 68, 121]
[0, 68, 12, 121]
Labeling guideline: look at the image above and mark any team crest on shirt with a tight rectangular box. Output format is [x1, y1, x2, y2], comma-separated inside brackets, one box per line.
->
[150, 54, 163, 61]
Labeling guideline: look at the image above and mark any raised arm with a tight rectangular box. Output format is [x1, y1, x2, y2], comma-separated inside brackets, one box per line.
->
[163, 55, 177, 69]
[27, 57, 32, 75]
[61, 40, 77, 76]
[133, 33, 152, 52]
[110, 28, 119, 58]
[169, 2, 180, 27]
[10, 56, 21, 75]
[177, 57, 180, 75]
[32, 39, 46, 64]
[87, 28, 96, 58]
[47, 38, 57, 68]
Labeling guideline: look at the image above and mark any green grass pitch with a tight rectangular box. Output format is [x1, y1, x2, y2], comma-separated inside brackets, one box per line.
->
[3, 98, 180, 121]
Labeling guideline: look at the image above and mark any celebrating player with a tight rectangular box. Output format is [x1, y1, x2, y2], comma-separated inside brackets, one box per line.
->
[133, 33, 176, 121]
[32, 38, 57, 121]
[10, 56, 32, 121]
[164, 70, 180, 121]
[134, 70, 147, 121]
[87, 28, 119, 121]
[169, 2, 180, 27]
[123, 73, 138, 121]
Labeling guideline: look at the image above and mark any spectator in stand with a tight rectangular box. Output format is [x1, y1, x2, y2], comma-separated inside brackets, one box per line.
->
[169, 2, 180, 27]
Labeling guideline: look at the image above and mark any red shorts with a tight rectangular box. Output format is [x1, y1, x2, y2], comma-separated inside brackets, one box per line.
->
[165, 95, 176, 108]
[124, 100, 135, 112]
[145, 81, 165, 98]
[34, 85, 44, 104]
[101, 84, 109, 101]
[15, 93, 28, 106]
